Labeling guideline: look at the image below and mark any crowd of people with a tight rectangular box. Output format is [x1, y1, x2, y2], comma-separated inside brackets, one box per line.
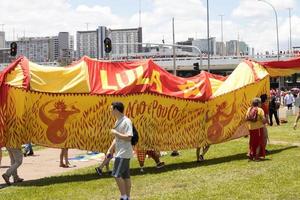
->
[1, 88, 299, 199]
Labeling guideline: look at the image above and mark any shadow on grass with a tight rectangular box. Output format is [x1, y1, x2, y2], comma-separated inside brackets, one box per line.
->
[13, 145, 297, 187]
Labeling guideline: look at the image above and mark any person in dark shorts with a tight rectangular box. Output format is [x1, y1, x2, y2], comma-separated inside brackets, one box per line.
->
[109, 102, 133, 200]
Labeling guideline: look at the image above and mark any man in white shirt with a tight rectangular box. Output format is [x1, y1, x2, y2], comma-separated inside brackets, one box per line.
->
[108, 102, 133, 200]
[284, 91, 295, 110]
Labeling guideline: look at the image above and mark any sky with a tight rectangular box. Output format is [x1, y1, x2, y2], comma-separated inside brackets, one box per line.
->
[0, 0, 299, 53]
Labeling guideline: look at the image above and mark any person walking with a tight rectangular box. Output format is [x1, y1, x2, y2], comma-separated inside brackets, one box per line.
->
[2, 145, 24, 185]
[284, 91, 295, 110]
[110, 102, 133, 200]
[269, 95, 280, 126]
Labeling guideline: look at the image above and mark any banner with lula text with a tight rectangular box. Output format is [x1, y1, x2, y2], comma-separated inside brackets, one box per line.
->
[0, 75, 269, 151]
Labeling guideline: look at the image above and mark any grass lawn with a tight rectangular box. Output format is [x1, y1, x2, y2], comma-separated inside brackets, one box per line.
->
[0, 116, 300, 199]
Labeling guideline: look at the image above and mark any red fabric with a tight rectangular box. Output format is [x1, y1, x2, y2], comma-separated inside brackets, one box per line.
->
[244, 60, 259, 82]
[136, 149, 160, 166]
[84, 56, 215, 100]
[261, 103, 269, 115]
[249, 128, 265, 159]
[258, 56, 300, 69]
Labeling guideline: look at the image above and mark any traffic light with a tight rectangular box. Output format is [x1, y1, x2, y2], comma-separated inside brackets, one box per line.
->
[193, 62, 200, 71]
[10, 42, 17, 57]
[104, 37, 112, 53]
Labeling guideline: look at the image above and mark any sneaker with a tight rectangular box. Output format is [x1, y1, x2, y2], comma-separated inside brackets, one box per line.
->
[95, 167, 103, 176]
[13, 178, 24, 183]
[156, 162, 165, 169]
[2, 174, 11, 186]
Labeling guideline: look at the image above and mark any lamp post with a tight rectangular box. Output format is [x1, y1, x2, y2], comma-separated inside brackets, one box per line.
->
[288, 8, 292, 56]
[206, 0, 210, 72]
[258, 0, 283, 88]
[219, 14, 224, 56]
[258, 0, 279, 61]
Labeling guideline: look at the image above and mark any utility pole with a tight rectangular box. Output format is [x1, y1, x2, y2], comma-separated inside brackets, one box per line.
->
[172, 17, 176, 76]
[139, 0, 142, 27]
[219, 14, 224, 56]
[85, 23, 89, 31]
[288, 8, 292, 56]
[206, 0, 210, 72]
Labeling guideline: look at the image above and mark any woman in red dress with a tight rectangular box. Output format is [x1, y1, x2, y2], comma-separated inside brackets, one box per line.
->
[246, 98, 267, 161]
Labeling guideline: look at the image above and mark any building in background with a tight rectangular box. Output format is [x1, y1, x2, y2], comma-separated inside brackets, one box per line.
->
[216, 41, 225, 56]
[108, 27, 142, 56]
[177, 38, 194, 52]
[77, 26, 142, 59]
[226, 40, 249, 56]
[5, 32, 73, 63]
[192, 37, 216, 55]
[0, 31, 5, 48]
[76, 30, 98, 59]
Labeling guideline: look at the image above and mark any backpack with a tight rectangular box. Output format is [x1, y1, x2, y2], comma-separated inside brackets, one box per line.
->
[246, 107, 258, 122]
[131, 124, 139, 146]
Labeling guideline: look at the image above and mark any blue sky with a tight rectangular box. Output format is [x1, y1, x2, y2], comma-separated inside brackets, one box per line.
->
[1, 0, 299, 52]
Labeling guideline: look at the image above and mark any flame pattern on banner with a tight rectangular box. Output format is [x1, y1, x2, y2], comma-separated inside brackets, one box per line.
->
[0, 76, 269, 151]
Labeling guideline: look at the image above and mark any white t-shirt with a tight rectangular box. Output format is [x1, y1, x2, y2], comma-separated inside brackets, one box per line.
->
[284, 94, 294, 105]
[114, 115, 133, 159]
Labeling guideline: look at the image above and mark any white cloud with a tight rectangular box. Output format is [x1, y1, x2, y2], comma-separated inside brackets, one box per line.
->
[0, 0, 123, 40]
[0, 0, 299, 53]
[232, 0, 296, 18]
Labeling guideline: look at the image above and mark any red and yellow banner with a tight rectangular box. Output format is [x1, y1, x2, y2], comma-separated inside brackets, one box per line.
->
[4, 55, 298, 151]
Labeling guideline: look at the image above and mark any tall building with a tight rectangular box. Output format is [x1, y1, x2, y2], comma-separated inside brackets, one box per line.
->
[216, 41, 225, 56]
[0, 31, 5, 48]
[5, 32, 73, 62]
[108, 27, 142, 56]
[192, 37, 216, 55]
[177, 38, 194, 52]
[226, 40, 249, 56]
[77, 26, 143, 59]
[76, 30, 98, 59]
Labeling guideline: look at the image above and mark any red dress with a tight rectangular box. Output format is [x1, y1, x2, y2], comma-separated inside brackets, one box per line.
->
[249, 128, 265, 159]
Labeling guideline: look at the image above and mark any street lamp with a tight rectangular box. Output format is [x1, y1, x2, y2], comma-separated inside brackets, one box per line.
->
[257, 0, 280, 61]
[258, 0, 283, 89]
[206, 0, 210, 72]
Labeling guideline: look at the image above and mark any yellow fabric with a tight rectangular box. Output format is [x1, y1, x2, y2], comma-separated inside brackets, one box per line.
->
[265, 67, 300, 77]
[2, 75, 270, 151]
[5, 65, 24, 87]
[246, 107, 265, 130]
[212, 62, 269, 97]
[209, 78, 224, 94]
[29, 61, 90, 93]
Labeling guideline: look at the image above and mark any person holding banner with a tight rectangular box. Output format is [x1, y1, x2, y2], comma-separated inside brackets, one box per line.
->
[293, 106, 300, 130]
[0, 147, 2, 166]
[110, 102, 133, 200]
[246, 98, 267, 161]
[196, 145, 210, 162]
[59, 148, 71, 168]
[2, 145, 24, 185]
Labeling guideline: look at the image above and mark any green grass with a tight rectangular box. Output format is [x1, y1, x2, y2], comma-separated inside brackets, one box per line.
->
[0, 116, 300, 200]
[267, 115, 300, 143]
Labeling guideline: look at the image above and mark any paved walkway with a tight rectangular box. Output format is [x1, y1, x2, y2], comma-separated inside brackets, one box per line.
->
[0, 148, 102, 186]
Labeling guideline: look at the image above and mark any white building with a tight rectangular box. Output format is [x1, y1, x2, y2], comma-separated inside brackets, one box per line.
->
[76, 30, 98, 59]
[108, 27, 143, 56]
[192, 37, 216, 55]
[5, 32, 73, 62]
[0, 32, 5, 48]
[77, 26, 142, 59]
